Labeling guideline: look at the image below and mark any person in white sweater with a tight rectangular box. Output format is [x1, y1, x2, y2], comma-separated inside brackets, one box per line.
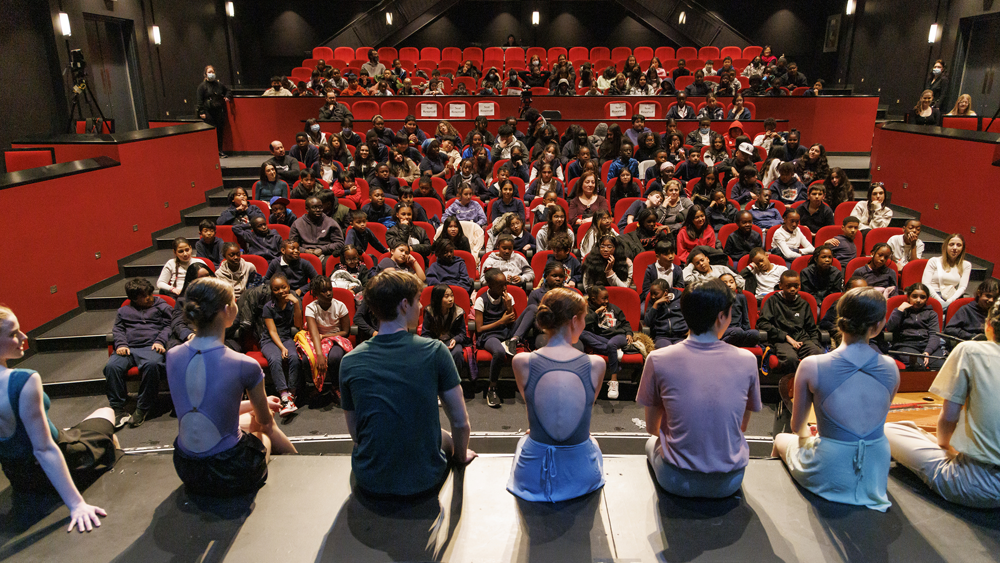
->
[682, 248, 745, 289]
[922, 234, 972, 311]
[886, 219, 924, 269]
[851, 184, 892, 230]
[771, 209, 815, 263]
[480, 234, 533, 289]
[745, 248, 788, 298]
[156, 237, 207, 296]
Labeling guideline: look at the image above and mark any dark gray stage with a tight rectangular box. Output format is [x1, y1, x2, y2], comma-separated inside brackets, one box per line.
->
[1, 453, 998, 562]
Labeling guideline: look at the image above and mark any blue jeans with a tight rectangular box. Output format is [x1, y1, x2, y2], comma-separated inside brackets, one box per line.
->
[260, 338, 301, 394]
[103, 347, 165, 411]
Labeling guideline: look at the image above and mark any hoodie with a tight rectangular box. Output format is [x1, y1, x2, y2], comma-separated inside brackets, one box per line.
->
[723, 121, 745, 152]
[425, 256, 473, 293]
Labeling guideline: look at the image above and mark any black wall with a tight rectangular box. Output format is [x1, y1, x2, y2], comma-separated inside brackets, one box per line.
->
[232, 0, 376, 87]
[0, 0, 66, 173]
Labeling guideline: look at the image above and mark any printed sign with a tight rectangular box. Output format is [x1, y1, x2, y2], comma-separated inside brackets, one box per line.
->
[609, 103, 627, 117]
[478, 103, 495, 117]
[449, 103, 466, 118]
[420, 103, 438, 117]
[638, 103, 657, 118]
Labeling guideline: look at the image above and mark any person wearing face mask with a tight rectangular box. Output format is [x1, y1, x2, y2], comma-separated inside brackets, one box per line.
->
[518, 57, 551, 88]
[685, 117, 723, 151]
[491, 124, 528, 162]
[925, 60, 949, 109]
[197, 65, 232, 157]
[361, 50, 386, 79]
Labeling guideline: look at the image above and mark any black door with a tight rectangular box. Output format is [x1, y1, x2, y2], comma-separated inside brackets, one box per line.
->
[83, 15, 146, 131]
[958, 14, 1000, 118]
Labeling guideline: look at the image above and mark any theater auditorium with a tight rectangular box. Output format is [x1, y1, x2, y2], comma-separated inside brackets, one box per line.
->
[1, 1, 999, 561]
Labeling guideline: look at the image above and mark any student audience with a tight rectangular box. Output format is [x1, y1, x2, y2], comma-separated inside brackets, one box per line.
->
[923, 234, 971, 311]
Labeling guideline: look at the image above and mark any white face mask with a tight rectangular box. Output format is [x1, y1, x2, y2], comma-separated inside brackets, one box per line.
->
[206, 73, 216, 81]
[932, 68, 942, 75]
[311, 124, 321, 133]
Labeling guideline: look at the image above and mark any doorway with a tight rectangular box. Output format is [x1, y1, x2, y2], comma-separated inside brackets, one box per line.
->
[957, 13, 1000, 118]
[83, 14, 146, 132]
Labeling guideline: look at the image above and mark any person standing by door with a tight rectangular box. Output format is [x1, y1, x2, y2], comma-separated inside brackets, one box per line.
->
[197, 65, 231, 158]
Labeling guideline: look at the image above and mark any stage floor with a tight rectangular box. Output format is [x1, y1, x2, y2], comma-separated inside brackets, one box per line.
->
[1, 454, 998, 562]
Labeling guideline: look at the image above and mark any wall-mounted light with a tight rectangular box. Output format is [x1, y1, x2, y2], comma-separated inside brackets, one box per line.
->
[678, 11, 687, 24]
[928, 23, 938, 43]
[846, 0, 855, 15]
[152, 25, 161, 45]
[532, 11, 539, 26]
[59, 12, 71, 36]
[386, 11, 393, 25]
[226, 2, 235, 17]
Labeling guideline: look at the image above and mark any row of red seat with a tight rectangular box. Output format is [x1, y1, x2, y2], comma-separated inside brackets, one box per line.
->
[311, 46, 762, 67]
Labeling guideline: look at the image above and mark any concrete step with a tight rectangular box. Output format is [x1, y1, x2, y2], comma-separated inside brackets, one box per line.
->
[122, 249, 179, 277]
[34, 310, 118, 352]
[223, 176, 258, 190]
[13, 349, 111, 395]
[155, 224, 202, 250]
[183, 205, 228, 226]
[82, 276, 159, 310]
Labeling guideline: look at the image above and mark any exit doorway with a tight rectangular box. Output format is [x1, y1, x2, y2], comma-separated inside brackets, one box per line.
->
[82, 14, 146, 132]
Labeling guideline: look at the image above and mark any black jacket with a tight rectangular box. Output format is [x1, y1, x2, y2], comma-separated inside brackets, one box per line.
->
[758, 294, 820, 344]
[800, 263, 844, 305]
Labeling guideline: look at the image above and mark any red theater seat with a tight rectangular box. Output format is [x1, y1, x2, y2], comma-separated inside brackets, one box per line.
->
[590, 47, 611, 61]
[699, 46, 720, 60]
[314, 47, 334, 61]
[380, 100, 408, 119]
[604, 101, 632, 119]
[863, 227, 902, 256]
[4, 149, 54, 172]
[569, 47, 590, 64]
[351, 101, 379, 122]
[655, 47, 675, 61]
[242, 254, 270, 274]
[742, 46, 763, 60]
[421, 47, 441, 62]
[378, 47, 398, 62]
[900, 259, 928, 289]
[634, 47, 654, 61]
[721, 46, 743, 59]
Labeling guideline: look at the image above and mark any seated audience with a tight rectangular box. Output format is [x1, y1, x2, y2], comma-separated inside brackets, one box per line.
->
[104, 278, 171, 428]
[640, 240, 684, 303]
[265, 140, 301, 184]
[822, 216, 860, 266]
[216, 242, 257, 301]
[476, 269, 535, 408]
[580, 286, 633, 399]
[268, 196, 297, 227]
[386, 204, 431, 258]
[344, 210, 388, 256]
[263, 240, 318, 295]
[425, 240, 473, 293]
[758, 270, 824, 374]
[748, 188, 783, 230]
[421, 284, 472, 377]
[582, 235, 633, 289]
[943, 277, 998, 344]
[800, 245, 844, 304]
[797, 185, 834, 233]
[218, 187, 265, 226]
[724, 211, 763, 265]
[443, 185, 487, 227]
[290, 196, 345, 260]
[195, 219, 223, 267]
[923, 233, 972, 311]
[644, 280, 686, 348]
[887, 283, 945, 370]
[638, 279, 761, 498]
[771, 209, 814, 263]
[157, 238, 207, 296]
[909, 90, 942, 126]
[887, 219, 924, 269]
[377, 243, 426, 283]
[855, 243, 899, 295]
[719, 273, 761, 347]
[234, 216, 283, 263]
[675, 206, 716, 263]
[851, 183, 893, 230]
[774, 287, 898, 511]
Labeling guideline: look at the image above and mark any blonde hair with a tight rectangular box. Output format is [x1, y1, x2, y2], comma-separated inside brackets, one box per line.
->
[0, 306, 12, 323]
[947, 94, 974, 116]
[941, 233, 967, 275]
[535, 288, 587, 333]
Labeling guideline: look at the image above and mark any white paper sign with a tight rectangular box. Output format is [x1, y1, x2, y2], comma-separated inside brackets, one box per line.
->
[420, 103, 438, 117]
[449, 103, 466, 118]
[638, 103, 657, 118]
[478, 103, 495, 117]
[609, 102, 627, 117]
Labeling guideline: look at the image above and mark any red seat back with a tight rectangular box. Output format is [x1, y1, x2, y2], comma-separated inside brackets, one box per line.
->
[380, 100, 409, 119]
[605, 286, 641, 329]
[590, 47, 611, 61]
[899, 259, 928, 289]
[421, 47, 441, 62]
[863, 227, 902, 256]
[699, 46, 720, 60]
[313, 47, 335, 61]
[351, 100, 380, 122]
[945, 297, 976, 327]
[4, 149, 55, 172]
[242, 254, 269, 274]
[742, 46, 763, 60]
[887, 295, 943, 330]
[737, 253, 785, 273]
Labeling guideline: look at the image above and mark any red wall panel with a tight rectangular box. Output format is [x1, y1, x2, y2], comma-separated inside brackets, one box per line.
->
[0, 128, 222, 332]
[871, 126, 1000, 268]
[222, 96, 878, 154]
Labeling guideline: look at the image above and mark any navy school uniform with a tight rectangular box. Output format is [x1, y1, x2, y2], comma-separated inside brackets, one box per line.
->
[855, 264, 899, 296]
[800, 263, 844, 305]
[886, 306, 944, 369]
[268, 209, 298, 227]
[195, 238, 224, 267]
[617, 199, 648, 231]
[232, 223, 283, 263]
[353, 299, 378, 342]
[104, 300, 172, 411]
[344, 227, 388, 255]
[546, 254, 583, 287]
[944, 301, 987, 342]
[259, 299, 301, 394]
[643, 288, 686, 348]
[724, 229, 763, 265]
[476, 290, 534, 384]
[263, 256, 318, 294]
[828, 235, 858, 266]
[723, 292, 760, 347]
[424, 257, 473, 294]
[640, 262, 685, 304]
[361, 201, 394, 226]
[217, 203, 265, 226]
[509, 230, 536, 253]
[489, 197, 526, 222]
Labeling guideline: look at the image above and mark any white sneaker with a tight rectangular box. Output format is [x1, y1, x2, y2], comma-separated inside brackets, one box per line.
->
[617, 350, 624, 361]
[279, 397, 298, 416]
[607, 380, 619, 400]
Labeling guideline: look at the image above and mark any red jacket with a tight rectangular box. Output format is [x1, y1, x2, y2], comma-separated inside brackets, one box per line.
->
[676, 225, 718, 263]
